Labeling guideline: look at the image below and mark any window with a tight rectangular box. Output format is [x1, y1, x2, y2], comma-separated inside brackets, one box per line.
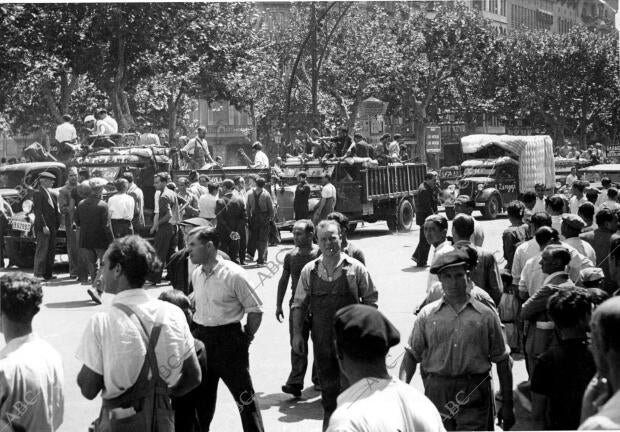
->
[500, 0, 506, 16]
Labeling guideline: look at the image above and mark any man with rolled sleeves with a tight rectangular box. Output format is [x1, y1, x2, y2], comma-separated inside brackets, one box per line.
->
[291, 219, 378, 430]
[399, 248, 515, 431]
[33, 172, 60, 280]
[411, 171, 438, 266]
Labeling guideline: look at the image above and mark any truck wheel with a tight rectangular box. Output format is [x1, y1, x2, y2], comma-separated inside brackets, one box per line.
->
[482, 195, 500, 220]
[347, 222, 358, 234]
[5, 238, 35, 268]
[445, 206, 456, 221]
[397, 199, 414, 232]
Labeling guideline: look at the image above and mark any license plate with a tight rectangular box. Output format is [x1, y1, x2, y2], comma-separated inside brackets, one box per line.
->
[11, 220, 31, 232]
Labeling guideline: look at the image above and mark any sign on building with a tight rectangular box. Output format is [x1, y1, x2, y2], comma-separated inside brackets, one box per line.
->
[425, 126, 441, 153]
[607, 145, 620, 158]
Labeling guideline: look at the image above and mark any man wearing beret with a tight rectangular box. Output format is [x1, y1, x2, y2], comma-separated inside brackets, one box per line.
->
[561, 214, 596, 263]
[33, 171, 60, 280]
[400, 248, 515, 431]
[291, 220, 378, 430]
[327, 304, 445, 432]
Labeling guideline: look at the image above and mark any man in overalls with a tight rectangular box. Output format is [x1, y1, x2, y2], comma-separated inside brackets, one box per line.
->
[291, 219, 378, 430]
[247, 177, 274, 265]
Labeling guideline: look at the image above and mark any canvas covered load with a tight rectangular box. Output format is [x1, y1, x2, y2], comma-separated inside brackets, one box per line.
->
[74, 146, 171, 166]
[461, 135, 555, 193]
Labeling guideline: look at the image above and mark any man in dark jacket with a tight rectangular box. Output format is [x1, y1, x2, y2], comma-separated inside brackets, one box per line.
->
[247, 177, 275, 265]
[411, 172, 438, 266]
[33, 172, 60, 280]
[215, 179, 248, 264]
[294, 172, 311, 220]
[74, 181, 113, 304]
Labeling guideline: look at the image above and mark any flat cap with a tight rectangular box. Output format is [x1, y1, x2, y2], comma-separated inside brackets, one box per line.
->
[178, 217, 211, 228]
[333, 304, 400, 358]
[455, 195, 474, 206]
[38, 172, 56, 180]
[430, 248, 471, 274]
[579, 267, 605, 283]
[562, 214, 586, 231]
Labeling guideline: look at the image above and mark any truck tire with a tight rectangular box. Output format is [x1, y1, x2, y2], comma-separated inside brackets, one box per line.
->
[482, 195, 501, 220]
[397, 199, 415, 231]
[5, 238, 35, 268]
[445, 206, 456, 221]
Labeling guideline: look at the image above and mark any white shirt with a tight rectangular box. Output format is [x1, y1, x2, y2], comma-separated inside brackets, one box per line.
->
[563, 237, 596, 263]
[96, 119, 116, 135]
[579, 390, 620, 430]
[427, 240, 454, 291]
[191, 258, 263, 327]
[598, 200, 620, 212]
[570, 196, 587, 214]
[154, 190, 161, 214]
[0, 334, 64, 432]
[76, 289, 195, 399]
[253, 150, 269, 168]
[533, 197, 546, 214]
[322, 183, 337, 200]
[101, 115, 118, 133]
[566, 174, 578, 188]
[595, 188, 609, 207]
[54, 122, 77, 143]
[551, 214, 564, 238]
[107, 193, 135, 221]
[198, 193, 218, 219]
[327, 377, 445, 432]
[512, 238, 544, 286]
[387, 141, 400, 158]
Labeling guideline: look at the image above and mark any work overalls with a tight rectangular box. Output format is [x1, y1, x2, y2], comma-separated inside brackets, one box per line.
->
[94, 305, 174, 432]
[308, 260, 358, 430]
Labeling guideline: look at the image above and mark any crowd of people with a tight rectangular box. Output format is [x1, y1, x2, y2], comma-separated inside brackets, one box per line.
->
[3, 129, 620, 431]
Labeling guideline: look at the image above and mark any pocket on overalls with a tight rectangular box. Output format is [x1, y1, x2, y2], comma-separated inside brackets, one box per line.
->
[108, 409, 147, 432]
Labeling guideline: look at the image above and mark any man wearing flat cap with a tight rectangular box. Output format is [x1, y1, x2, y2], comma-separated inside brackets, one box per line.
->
[561, 214, 596, 263]
[291, 219, 378, 430]
[327, 304, 445, 432]
[33, 172, 60, 280]
[400, 248, 515, 431]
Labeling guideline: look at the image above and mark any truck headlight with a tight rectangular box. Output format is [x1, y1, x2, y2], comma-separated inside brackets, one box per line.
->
[477, 184, 484, 191]
[22, 199, 33, 214]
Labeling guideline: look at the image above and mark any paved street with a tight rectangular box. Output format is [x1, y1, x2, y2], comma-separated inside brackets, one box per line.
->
[0, 215, 530, 432]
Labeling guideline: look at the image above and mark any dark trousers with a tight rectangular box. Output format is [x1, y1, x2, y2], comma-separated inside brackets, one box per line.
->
[247, 223, 269, 264]
[152, 224, 177, 283]
[286, 310, 318, 389]
[34, 228, 57, 278]
[193, 323, 264, 432]
[424, 373, 494, 431]
[65, 215, 79, 276]
[81, 248, 105, 285]
[110, 219, 133, 239]
[0, 217, 7, 268]
[75, 228, 91, 282]
[412, 224, 431, 265]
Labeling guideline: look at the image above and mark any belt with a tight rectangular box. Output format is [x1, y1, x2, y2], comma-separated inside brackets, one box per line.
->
[536, 321, 555, 330]
[194, 322, 241, 332]
[424, 371, 490, 381]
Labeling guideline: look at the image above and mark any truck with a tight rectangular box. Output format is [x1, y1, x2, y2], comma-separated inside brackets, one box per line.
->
[442, 135, 556, 220]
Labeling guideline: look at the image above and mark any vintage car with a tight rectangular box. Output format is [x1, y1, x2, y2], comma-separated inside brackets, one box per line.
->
[2, 162, 68, 268]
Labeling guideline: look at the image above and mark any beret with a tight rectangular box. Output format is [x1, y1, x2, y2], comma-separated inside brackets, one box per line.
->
[579, 267, 605, 283]
[562, 214, 586, 231]
[333, 304, 400, 358]
[38, 172, 56, 180]
[430, 248, 471, 275]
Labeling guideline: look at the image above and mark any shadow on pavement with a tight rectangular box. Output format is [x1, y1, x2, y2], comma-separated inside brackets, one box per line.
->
[45, 299, 96, 309]
[256, 388, 323, 423]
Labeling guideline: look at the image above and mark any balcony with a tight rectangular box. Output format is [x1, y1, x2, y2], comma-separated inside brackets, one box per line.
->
[205, 125, 253, 138]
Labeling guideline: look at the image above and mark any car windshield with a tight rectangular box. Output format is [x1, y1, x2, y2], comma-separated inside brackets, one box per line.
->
[0, 170, 26, 188]
[87, 167, 120, 184]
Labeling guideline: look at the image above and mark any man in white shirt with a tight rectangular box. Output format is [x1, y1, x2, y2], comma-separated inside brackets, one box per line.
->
[250, 141, 269, 169]
[566, 167, 578, 189]
[533, 183, 547, 213]
[188, 226, 264, 431]
[183, 126, 215, 167]
[579, 297, 620, 430]
[54, 114, 77, 144]
[198, 182, 219, 221]
[453, 195, 484, 246]
[598, 187, 620, 212]
[0, 273, 64, 432]
[561, 214, 596, 263]
[512, 212, 552, 288]
[77, 236, 201, 430]
[595, 178, 612, 208]
[314, 173, 337, 224]
[570, 181, 588, 214]
[107, 178, 135, 238]
[327, 304, 445, 432]
[96, 109, 118, 134]
[387, 134, 402, 162]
